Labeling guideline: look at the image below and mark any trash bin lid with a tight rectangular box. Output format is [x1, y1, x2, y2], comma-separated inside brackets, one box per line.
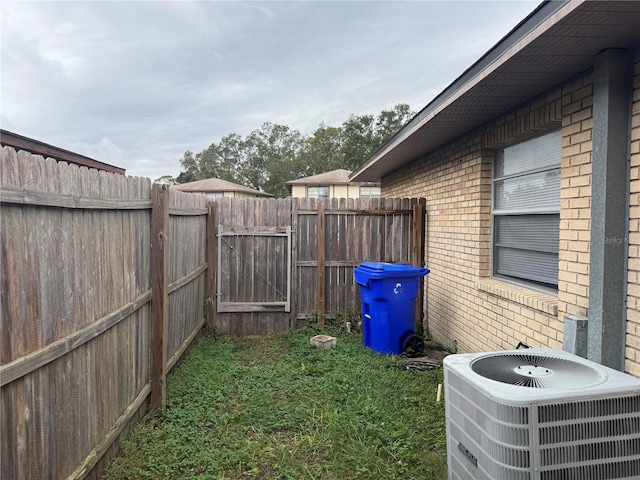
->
[354, 262, 429, 284]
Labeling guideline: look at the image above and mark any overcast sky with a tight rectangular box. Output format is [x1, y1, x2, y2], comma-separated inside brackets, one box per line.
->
[2, 1, 540, 180]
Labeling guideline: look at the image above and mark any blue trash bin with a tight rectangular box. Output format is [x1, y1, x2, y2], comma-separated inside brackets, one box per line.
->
[354, 262, 429, 355]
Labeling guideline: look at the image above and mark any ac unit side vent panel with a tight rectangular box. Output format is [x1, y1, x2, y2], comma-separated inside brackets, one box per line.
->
[448, 370, 529, 425]
[540, 438, 640, 466]
[447, 387, 530, 447]
[539, 417, 640, 445]
[449, 421, 532, 478]
[449, 454, 532, 480]
[539, 458, 640, 480]
[450, 420, 531, 469]
[538, 395, 640, 423]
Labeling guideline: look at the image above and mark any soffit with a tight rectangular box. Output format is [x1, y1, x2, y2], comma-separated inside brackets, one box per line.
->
[351, 1, 640, 182]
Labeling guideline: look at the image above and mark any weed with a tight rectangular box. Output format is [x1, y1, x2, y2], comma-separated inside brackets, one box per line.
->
[103, 327, 448, 479]
[325, 311, 362, 333]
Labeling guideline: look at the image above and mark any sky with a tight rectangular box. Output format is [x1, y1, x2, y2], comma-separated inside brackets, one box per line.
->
[1, 0, 540, 181]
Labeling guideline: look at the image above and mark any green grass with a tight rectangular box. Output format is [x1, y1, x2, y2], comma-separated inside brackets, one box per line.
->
[103, 327, 448, 480]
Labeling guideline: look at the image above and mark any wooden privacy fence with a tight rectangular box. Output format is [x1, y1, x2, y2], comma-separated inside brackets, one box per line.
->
[0, 144, 426, 478]
[213, 196, 426, 335]
[0, 147, 212, 480]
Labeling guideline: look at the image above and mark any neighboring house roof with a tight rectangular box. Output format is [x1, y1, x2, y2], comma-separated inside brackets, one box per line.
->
[173, 177, 273, 197]
[286, 169, 354, 186]
[0, 129, 126, 175]
[351, 0, 640, 182]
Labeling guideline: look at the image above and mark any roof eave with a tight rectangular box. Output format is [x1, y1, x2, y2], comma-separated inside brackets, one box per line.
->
[1, 129, 126, 175]
[349, 0, 582, 182]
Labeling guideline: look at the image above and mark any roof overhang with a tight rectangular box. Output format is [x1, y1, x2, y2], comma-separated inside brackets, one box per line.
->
[0, 129, 126, 175]
[350, 0, 640, 182]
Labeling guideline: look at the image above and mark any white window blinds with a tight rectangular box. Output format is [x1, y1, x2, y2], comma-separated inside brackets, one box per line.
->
[492, 130, 561, 289]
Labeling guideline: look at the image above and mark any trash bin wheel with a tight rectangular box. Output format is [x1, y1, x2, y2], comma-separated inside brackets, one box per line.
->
[404, 335, 425, 358]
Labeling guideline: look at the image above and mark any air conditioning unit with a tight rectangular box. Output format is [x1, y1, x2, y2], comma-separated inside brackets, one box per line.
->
[444, 348, 640, 480]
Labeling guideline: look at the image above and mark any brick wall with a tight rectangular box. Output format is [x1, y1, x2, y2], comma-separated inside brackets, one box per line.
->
[385, 53, 640, 376]
[558, 74, 593, 323]
[385, 138, 490, 353]
[627, 49, 640, 376]
[384, 85, 566, 354]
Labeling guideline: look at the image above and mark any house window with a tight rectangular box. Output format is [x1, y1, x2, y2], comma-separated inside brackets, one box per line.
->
[308, 186, 329, 198]
[360, 186, 381, 199]
[206, 192, 224, 199]
[492, 130, 561, 290]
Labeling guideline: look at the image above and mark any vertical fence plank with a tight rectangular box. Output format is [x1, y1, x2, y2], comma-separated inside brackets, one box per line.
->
[317, 201, 326, 326]
[412, 199, 426, 329]
[290, 198, 299, 328]
[206, 201, 217, 331]
[151, 183, 169, 410]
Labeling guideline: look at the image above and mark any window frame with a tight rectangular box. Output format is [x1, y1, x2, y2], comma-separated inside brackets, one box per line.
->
[490, 130, 561, 294]
[360, 186, 381, 199]
[307, 186, 329, 198]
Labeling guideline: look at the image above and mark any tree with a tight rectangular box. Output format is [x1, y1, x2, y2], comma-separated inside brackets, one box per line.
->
[154, 175, 177, 185]
[171, 104, 415, 197]
[175, 150, 200, 184]
[375, 103, 414, 146]
[341, 104, 415, 170]
[340, 113, 376, 171]
[241, 123, 307, 198]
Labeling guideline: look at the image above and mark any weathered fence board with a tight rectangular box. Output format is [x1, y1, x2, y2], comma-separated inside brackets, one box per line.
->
[1, 146, 208, 480]
[150, 183, 169, 410]
[2, 144, 426, 477]
[167, 189, 208, 363]
[214, 196, 423, 334]
[213, 197, 293, 335]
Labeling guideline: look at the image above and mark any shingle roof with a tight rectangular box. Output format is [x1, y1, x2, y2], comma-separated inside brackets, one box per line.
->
[1, 129, 126, 175]
[286, 169, 353, 186]
[173, 178, 273, 197]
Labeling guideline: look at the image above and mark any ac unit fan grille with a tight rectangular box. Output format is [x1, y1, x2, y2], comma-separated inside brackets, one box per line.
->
[470, 352, 605, 388]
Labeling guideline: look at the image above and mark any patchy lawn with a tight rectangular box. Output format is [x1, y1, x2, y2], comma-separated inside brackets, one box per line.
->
[103, 327, 448, 479]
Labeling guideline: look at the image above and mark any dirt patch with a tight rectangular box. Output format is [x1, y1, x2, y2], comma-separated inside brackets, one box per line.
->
[392, 341, 450, 372]
[416, 341, 450, 364]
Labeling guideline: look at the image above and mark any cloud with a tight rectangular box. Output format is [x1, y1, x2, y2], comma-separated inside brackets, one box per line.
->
[1, 0, 540, 180]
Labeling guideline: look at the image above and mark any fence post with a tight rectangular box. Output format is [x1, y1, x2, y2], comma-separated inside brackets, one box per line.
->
[290, 198, 299, 329]
[412, 199, 427, 331]
[151, 183, 169, 410]
[317, 201, 326, 326]
[205, 200, 217, 332]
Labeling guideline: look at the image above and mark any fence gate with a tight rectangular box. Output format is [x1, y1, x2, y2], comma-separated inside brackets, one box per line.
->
[212, 197, 425, 335]
[217, 225, 291, 312]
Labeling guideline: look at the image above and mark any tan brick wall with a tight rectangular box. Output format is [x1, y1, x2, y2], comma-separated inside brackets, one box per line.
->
[384, 87, 566, 353]
[558, 74, 593, 321]
[385, 53, 640, 376]
[627, 49, 640, 376]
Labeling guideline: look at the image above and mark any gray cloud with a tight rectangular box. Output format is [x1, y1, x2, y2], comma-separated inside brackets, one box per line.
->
[2, 1, 539, 179]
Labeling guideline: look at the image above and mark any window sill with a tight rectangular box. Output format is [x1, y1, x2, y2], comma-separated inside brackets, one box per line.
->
[477, 279, 558, 316]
